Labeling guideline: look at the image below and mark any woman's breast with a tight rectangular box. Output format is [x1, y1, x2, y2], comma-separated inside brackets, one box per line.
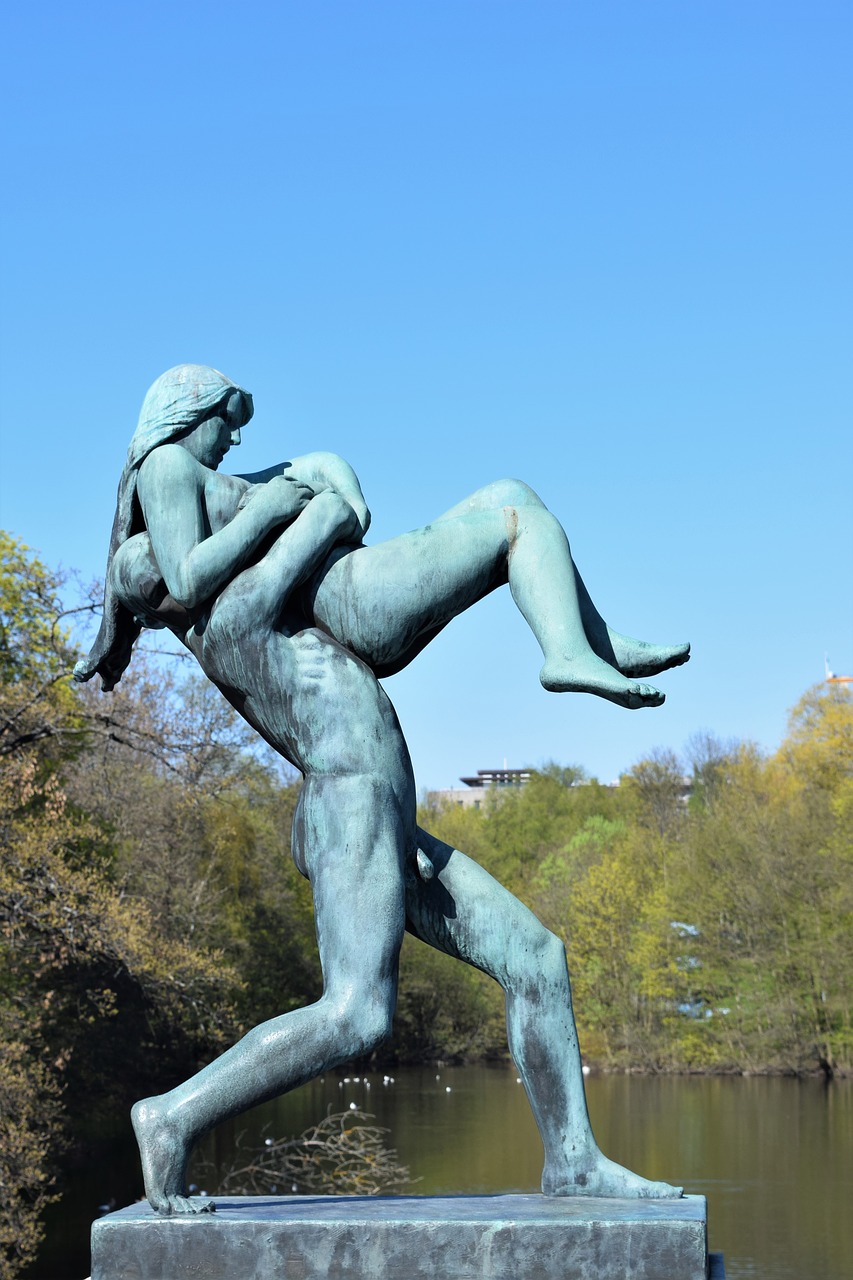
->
[203, 471, 249, 533]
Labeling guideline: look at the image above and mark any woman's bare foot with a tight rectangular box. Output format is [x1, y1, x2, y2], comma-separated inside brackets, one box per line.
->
[609, 635, 691, 679]
[540, 653, 664, 709]
[131, 1096, 215, 1216]
[603, 633, 691, 680]
[542, 1149, 683, 1199]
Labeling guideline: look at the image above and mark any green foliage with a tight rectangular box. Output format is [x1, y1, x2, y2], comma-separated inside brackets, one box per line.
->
[420, 764, 627, 901]
[0, 533, 70, 689]
[195, 773, 323, 1025]
[0, 537, 245, 1276]
[675, 705, 853, 1072]
[0, 751, 241, 1077]
[423, 699, 852, 1076]
[781, 683, 853, 793]
[533, 814, 628, 937]
[0, 533, 85, 764]
[0, 1033, 62, 1280]
[392, 936, 505, 1062]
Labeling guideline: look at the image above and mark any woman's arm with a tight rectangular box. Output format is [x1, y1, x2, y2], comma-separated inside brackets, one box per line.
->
[237, 451, 371, 540]
[137, 445, 313, 610]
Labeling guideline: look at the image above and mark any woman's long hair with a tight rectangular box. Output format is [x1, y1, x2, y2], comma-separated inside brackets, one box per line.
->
[75, 365, 252, 690]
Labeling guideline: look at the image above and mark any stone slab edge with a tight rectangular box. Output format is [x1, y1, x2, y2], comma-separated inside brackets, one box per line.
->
[92, 1192, 710, 1280]
[87, 1267, 726, 1280]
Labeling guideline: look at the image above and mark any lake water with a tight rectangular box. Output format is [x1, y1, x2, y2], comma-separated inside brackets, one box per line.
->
[32, 1068, 853, 1279]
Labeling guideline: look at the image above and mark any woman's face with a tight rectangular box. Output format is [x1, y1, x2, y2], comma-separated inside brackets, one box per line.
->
[180, 392, 246, 469]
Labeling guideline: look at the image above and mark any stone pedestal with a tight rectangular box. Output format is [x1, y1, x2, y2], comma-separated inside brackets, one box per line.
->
[92, 1192, 722, 1279]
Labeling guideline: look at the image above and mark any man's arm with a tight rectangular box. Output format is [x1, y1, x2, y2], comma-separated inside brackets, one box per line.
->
[236, 451, 371, 540]
[223, 491, 361, 629]
[138, 447, 312, 610]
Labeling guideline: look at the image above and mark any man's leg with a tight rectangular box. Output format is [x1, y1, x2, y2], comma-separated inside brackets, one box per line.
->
[132, 773, 408, 1214]
[406, 827, 682, 1198]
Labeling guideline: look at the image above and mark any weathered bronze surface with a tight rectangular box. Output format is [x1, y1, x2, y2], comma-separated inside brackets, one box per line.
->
[78, 365, 691, 1216]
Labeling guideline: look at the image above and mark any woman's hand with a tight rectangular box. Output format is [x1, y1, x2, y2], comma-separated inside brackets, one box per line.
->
[237, 475, 314, 523]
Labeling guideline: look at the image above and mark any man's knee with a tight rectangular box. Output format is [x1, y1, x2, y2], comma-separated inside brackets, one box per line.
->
[330, 990, 395, 1056]
[511, 923, 568, 986]
[539, 928, 569, 976]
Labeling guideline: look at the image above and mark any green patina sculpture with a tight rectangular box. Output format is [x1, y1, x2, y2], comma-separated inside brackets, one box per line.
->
[77, 364, 690, 1215]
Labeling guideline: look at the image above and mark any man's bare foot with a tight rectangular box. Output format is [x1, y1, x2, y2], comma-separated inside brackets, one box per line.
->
[598, 633, 691, 679]
[131, 1096, 215, 1216]
[540, 654, 664, 709]
[542, 1150, 683, 1198]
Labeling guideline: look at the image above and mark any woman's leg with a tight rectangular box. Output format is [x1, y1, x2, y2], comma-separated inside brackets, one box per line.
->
[310, 482, 669, 709]
[570, 564, 690, 678]
[434, 481, 689, 679]
[132, 772, 408, 1214]
[407, 827, 682, 1198]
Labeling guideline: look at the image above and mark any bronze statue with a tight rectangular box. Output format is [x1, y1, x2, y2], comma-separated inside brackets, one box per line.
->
[78, 364, 689, 1214]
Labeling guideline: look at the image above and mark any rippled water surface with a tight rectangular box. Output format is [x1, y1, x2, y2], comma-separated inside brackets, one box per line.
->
[35, 1068, 853, 1279]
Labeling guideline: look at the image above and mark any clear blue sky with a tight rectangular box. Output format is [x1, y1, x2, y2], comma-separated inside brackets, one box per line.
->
[1, 1, 850, 791]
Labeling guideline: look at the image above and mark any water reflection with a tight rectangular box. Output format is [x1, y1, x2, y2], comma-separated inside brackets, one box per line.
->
[195, 1069, 853, 1280]
[31, 1070, 853, 1280]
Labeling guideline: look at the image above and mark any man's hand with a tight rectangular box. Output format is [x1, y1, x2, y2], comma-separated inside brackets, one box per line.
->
[237, 476, 314, 523]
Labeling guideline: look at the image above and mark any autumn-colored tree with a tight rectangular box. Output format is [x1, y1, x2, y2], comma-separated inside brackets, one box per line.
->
[0, 537, 242, 1276]
[0, 532, 86, 765]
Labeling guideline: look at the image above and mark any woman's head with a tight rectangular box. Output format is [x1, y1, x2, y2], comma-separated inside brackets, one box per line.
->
[178, 388, 255, 469]
[127, 365, 254, 472]
[74, 364, 254, 692]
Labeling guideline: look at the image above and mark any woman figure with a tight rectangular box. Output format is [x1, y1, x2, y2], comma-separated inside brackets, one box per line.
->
[77, 365, 686, 1213]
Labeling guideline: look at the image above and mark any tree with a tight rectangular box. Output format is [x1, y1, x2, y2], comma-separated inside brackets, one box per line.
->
[781, 683, 853, 794]
[0, 536, 245, 1276]
[673, 707, 853, 1073]
[0, 533, 85, 763]
[0, 1034, 61, 1280]
[684, 730, 740, 810]
[393, 935, 505, 1063]
[623, 748, 687, 841]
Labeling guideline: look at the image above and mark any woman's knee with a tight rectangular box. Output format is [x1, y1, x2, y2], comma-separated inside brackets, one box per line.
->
[539, 928, 570, 977]
[487, 478, 545, 510]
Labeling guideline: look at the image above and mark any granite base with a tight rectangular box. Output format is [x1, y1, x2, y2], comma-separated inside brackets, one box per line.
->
[91, 1192, 716, 1279]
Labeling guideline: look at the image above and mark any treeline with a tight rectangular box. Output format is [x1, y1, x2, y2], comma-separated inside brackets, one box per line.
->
[422, 718, 852, 1075]
[1, 532, 851, 1274]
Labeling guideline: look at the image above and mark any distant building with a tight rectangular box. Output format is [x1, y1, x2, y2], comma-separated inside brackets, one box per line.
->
[427, 766, 693, 810]
[427, 767, 532, 810]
